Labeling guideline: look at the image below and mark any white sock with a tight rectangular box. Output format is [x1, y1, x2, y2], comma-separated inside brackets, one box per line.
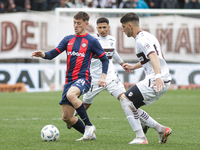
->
[137, 108, 165, 133]
[120, 96, 145, 138]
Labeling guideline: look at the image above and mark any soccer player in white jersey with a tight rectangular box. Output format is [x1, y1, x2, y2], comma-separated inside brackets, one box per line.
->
[82, 17, 126, 110]
[118, 12, 172, 144]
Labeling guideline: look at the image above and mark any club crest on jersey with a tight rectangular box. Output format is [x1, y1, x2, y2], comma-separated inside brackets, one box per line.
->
[110, 42, 113, 47]
[82, 43, 87, 48]
[128, 92, 133, 97]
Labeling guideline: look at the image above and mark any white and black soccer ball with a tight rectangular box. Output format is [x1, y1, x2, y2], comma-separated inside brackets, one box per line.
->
[41, 125, 59, 142]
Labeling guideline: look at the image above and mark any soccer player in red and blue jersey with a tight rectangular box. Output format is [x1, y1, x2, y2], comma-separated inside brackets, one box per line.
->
[31, 11, 109, 141]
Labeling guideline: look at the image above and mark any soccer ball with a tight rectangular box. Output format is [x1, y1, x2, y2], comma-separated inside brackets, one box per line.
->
[41, 125, 59, 142]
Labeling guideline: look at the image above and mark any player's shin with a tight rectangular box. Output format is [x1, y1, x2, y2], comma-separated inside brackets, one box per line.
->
[119, 96, 145, 138]
[76, 103, 92, 126]
[137, 108, 165, 133]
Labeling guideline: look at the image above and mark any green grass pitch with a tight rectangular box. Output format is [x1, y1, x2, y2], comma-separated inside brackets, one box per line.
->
[0, 90, 200, 150]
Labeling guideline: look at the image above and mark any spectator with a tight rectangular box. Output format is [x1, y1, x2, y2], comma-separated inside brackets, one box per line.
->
[65, 0, 75, 7]
[93, 0, 101, 8]
[161, 0, 180, 8]
[154, 0, 163, 8]
[123, 0, 150, 17]
[93, 0, 117, 8]
[75, 0, 84, 8]
[46, 0, 59, 10]
[52, 0, 69, 9]
[0, 0, 4, 13]
[117, 0, 122, 7]
[144, 0, 156, 8]
[185, 0, 200, 8]
[8, 0, 31, 12]
[178, 0, 185, 8]
[31, 0, 46, 11]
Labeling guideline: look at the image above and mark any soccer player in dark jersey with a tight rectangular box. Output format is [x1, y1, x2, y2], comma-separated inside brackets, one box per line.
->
[31, 11, 109, 141]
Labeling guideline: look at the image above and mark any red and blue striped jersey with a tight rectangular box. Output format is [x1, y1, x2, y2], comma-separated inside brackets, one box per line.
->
[44, 33, 108, 84]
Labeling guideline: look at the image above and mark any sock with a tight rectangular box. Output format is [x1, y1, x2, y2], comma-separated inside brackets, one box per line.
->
[120, 96, 145, 138]
[72, 118, 85, 134]
[137, 108, 165, 133]
[76, 103, 92, 126]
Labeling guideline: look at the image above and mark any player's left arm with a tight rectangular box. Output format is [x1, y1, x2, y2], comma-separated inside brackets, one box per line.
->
[93, 38, 109, 87]
[148, 52, 165, 92]
[113, 49, 124, 65]
[99, 54, 109, 87]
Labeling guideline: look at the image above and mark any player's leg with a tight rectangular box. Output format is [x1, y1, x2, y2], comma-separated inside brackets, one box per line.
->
[66, 79, 96, 140]
[120, 85, 148, 144]
[83, 85, 105, 110]
[107, 78, 126, 100]
[68, 85, 104, 129]
[61, 104, 85, 134]
[137, 108, 172, 143]
[108, 79, 149, 134]
[60, 82, 86, 134]
[136, 79, 172, 143]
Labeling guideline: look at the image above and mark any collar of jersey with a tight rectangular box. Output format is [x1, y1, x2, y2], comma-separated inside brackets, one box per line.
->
[75, 33, 88, 37]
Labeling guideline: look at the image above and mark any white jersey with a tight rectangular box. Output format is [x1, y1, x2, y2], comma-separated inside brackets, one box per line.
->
[135, 31, 171, 81]
[90, 34, 123, 84]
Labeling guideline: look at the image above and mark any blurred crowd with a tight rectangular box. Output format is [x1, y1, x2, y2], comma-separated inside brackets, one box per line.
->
[0, 0, 200, 14]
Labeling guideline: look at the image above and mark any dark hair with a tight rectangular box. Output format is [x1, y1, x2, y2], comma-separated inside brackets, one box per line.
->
[120, 12, 139, 24]
[74, 11, 90, 22]
[96, 17, 109, 25]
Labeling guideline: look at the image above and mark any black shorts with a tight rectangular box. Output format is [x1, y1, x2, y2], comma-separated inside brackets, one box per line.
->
[124, 85, 145, 109]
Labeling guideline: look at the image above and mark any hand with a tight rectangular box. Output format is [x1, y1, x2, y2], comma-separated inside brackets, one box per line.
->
[151, 77, 165, 92]
[122, 63, 133, 73]
[31, 50, 45, 58]
[98, 78, 107, 87]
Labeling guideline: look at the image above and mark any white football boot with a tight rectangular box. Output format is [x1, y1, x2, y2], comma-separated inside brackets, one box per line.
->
[129, 137, 148, 144]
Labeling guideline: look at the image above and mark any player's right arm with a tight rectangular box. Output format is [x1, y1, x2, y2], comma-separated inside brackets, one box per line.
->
[31, 36, 69, 60]
[123, 62, 142, 73]
[31, 50, 45, 58]
[31, 49, 60, 60]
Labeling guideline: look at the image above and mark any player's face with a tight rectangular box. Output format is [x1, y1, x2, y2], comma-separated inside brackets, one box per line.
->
[74, 19, 88, 35]
[121, 23, 132, 37]
[96, 23, 110, 37]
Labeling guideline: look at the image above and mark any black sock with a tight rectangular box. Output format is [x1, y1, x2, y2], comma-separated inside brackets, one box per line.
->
[76, 103, 92, 126]
[72, 118, 85, 134]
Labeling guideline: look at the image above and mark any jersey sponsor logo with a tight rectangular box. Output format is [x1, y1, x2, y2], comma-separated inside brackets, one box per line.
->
[67, 51, 85, 57]
[68, 43, 73, 45]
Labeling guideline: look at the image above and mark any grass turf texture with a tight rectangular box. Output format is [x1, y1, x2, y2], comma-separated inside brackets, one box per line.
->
[0, 90, 200, 150]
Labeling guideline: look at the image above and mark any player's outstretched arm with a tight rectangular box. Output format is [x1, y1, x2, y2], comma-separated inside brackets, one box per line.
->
[31, 50, 45, 58]
[123, 62, 142, 73]
[148, 52, 165, 92]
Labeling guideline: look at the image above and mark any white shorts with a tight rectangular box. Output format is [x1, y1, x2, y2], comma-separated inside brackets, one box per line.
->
[83, 78, 126, 104]
[136, 77, 171, 106]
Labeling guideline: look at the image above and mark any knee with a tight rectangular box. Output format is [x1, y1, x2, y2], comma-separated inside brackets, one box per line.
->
[66, 92, 75, 102]
[118, 93, 125, 100]
[62, 115, 72, 123]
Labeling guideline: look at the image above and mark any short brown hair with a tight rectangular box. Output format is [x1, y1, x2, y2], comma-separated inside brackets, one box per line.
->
[96, 17, 109, 25]
[120, 12, 139, 24]
[74, 11, 90, 22]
